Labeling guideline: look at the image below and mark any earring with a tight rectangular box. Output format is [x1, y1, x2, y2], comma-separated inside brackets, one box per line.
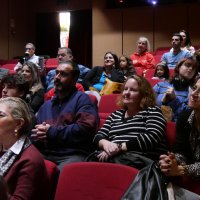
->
[14, 129, 18, 137]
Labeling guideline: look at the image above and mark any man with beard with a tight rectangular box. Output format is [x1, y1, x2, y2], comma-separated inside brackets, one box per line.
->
[32, 61, 99, 170]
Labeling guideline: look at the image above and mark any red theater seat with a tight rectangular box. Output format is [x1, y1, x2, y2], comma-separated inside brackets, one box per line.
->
[54, 162, 138, 200]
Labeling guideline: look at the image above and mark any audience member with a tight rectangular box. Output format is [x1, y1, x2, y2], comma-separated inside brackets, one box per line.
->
[154, 56, 198, 121]
[20, 61, 45, 113]
[0, 97, 49, 200]
[152, 61, 169, 80]
[14, 43, 41, 72]
[0, 73, 36, 128]
[159, 78, 200, 196]
[45, 47, 90, 92]
[118, 55, 136, 79]
[130, 36, 155, 73]
[93, 75, 167, 169]
[83, 51, 124, 92]
[161, 33, 191, 68]
[32, 61, 99, 170]
[180, 30, 195, 55]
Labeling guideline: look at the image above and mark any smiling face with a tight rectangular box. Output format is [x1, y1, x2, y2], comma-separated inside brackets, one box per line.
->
[104, 53, 115, 68]
[156, 66, 165, 77]
[122, 78, 142, 109]
[189, 79, 200, 110]
[179, 59, 196, 81]
[21, 65, 33, 84]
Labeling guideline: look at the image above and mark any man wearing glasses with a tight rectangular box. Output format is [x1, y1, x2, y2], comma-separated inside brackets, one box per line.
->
[14, 43, 41, 72]
[32, 61, 99, 170]
[46, 47, 90, 91]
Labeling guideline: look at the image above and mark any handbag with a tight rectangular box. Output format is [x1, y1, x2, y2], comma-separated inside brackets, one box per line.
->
[100, 78, 123, 96]
[121, 161, 168, 200]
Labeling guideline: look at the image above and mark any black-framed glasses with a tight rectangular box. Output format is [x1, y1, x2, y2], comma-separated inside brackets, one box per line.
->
[55, 70, 70, 77]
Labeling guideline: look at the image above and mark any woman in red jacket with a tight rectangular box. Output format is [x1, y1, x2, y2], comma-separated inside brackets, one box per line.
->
[0, 97, 50, 200]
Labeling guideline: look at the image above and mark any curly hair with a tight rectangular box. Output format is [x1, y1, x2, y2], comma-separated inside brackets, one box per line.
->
[117, 75, 156, 110]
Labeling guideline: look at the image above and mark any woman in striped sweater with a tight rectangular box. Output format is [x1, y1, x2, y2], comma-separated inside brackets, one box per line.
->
[94, 75, 168, 168]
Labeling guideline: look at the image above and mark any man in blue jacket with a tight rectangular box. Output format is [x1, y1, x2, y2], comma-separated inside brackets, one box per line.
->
[32, 61, 99, 170]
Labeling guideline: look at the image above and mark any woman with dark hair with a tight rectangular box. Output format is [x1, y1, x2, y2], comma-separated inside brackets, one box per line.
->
[159, 78, 200, 196]
[20, 61, 45, 113]
[179, 29, 195, 55]
[118, 55, 136, 79]
[154, 56, 198, 121]
[0, 97, 49, 200]
[83, 51, 124, 92]
[93, 75, 167, 168]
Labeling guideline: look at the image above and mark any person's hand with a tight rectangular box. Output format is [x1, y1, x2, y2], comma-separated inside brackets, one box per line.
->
[159, 152, 186, 176]
[97, 151, 109, 162]
[31, 122, 50, 141]
[162, 87, 176, 103]
[98, 139, 121, 157]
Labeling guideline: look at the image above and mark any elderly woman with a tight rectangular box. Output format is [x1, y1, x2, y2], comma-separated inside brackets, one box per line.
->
[93, 75, 167, 168]
[159, 78, 200, 196]
[20, 61, 45, 113]
[153, 56, 198, 121]
[130, 36, 155, 74]
[0, 97, 49, 200]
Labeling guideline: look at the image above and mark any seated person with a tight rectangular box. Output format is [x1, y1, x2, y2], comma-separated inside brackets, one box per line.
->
[152, 61, 169, 80]
[161, 33, 191, 69]
[0, 97, 49, 200]
[20, 61, 45, 113]
[130, 36, 155, 73]
[93, 75, 167, 169]
[32, 61, 99, 170]
[46, 47, 90, 92]
[118, 55, 136, 79]
[44, 83, 84, 101]
[14, 43, 41, 72]
[83, 51, 124, 92]
[0, 73, 36, 129]
[159, 78, 200, 195]
[154, 56, 198, 122]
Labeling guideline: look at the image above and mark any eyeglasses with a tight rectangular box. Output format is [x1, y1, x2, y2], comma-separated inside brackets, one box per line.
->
[55, 70, 70, 77]
[25, 48, 33, 50]
[57, 53, 66, 57]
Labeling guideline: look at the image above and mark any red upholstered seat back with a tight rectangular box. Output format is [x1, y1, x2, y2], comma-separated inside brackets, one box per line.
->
[54, 162, 138, 200]
[44, 160, 59, 200]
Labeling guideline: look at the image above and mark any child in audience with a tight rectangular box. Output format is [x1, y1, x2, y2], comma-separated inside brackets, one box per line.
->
[152, 62, 169, 80]
[118, 55, 136, 79]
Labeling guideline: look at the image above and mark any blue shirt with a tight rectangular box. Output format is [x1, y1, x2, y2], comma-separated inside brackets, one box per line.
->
[153, 81, 189, 121]
[161, 50, 191, 68]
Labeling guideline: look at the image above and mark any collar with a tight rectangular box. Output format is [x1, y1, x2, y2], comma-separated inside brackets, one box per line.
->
[10, 136, 26, 155]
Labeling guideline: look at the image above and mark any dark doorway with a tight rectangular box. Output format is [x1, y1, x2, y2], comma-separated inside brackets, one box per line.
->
[36, 12, 60, 58]
[68, 9, 92, 68]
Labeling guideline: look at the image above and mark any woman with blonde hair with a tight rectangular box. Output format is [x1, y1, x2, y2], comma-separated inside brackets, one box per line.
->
[0, 97, 49, 200]
[20, 61, 45, 113]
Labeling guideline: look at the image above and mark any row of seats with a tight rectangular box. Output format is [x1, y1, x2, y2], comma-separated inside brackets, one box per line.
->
[45, 93, 200, 199]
